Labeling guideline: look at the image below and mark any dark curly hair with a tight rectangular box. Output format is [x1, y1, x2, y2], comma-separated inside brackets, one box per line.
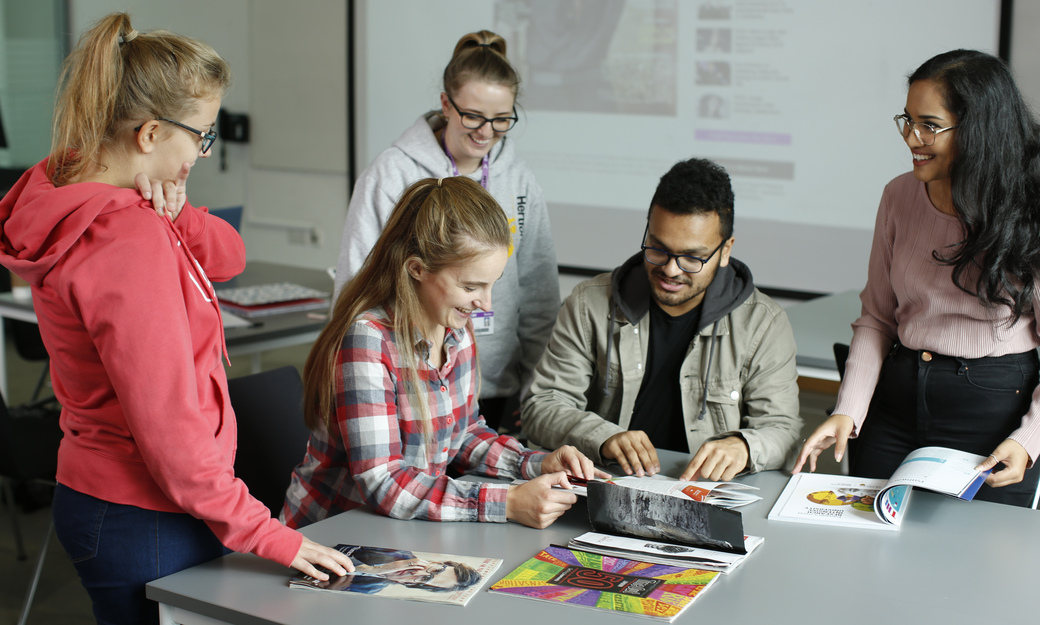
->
[910, 49, 1040, 322]
[649, 158, 734, 239]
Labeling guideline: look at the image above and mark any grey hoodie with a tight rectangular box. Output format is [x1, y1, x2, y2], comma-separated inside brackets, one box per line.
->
[335, 112, 560, 398]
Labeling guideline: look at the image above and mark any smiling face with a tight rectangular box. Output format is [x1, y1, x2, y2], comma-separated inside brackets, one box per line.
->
[903, 79, 957, 186]
[439, 80, 515, 174]
[643, 206, 733, 316]
[411, 244, 508, 341]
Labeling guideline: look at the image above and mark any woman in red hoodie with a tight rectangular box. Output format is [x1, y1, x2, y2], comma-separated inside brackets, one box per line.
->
[0, 13, 351, 624]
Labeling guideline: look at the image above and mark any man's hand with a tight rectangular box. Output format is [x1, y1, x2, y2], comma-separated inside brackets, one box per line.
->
[600, 430, 660, 477]
[976, 439, 1030, 488]
[680, 435, 749, 481]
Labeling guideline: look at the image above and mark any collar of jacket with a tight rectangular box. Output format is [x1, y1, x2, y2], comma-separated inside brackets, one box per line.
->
[608, 251, 756, 331]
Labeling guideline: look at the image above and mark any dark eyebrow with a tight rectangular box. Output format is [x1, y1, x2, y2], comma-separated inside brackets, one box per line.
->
[647, 234, 710, 256]
[902, 109, 948, 125]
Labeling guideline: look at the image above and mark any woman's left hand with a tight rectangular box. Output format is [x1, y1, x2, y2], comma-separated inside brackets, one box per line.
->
[976, 439, 1030, 487]
[540, 445, 611, 481]
[134, 161, 191, 221]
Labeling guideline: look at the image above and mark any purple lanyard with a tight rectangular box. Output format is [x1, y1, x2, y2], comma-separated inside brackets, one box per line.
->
[442, 134, 490, 189]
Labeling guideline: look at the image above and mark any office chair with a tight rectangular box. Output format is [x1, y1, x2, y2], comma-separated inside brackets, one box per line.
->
[0, 390, 63, 625]
[228, 366, 313, 515]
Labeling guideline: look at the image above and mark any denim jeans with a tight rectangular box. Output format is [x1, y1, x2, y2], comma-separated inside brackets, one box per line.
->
[52, 484, 228, 625]
[849, 344, 1040, 507]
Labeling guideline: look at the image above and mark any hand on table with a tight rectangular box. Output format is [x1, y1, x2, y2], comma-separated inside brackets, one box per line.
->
[291, 536, 355, 581]
[540, 445, 610, 481]
[680, 435, 749, 481]
[792, 413, 855, 474]
[600, 430, 660, 477]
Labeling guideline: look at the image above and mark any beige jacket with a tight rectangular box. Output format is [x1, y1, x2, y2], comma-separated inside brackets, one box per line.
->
[522, 254, 801, 472]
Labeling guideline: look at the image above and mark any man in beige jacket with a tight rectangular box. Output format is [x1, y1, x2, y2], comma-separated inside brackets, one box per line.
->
[522, 158, 801, 480]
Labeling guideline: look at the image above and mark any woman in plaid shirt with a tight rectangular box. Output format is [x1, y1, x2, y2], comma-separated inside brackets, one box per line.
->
[282, 177, 603, 529]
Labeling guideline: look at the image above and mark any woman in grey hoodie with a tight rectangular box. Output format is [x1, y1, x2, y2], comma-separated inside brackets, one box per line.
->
[335, 30, 559, 432]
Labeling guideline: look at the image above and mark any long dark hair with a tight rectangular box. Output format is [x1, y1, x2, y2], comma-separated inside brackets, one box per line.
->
[910, 49, 1040, 321]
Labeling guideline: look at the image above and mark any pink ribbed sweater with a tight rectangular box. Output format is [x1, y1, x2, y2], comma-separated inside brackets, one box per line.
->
[834, 172, 1040, 461]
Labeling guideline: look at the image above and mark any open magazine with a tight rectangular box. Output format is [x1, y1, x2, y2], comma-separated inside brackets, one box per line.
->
[490, 545, 719, 622]
[289, 545, 502, 606]
[768, 446, 991, 531]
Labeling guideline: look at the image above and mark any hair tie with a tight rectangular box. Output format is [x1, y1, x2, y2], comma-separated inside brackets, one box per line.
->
[476, 42, 493, 48]
[119, 29, 139, 45]
[436, 178, 444, 187]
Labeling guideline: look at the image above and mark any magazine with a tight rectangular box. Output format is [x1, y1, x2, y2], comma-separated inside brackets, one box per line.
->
[489, 546, 719, 622]
[609, 476, 762, 509]
[587, 480, 746, 554]
[568, 532, 764, 574]
[768, 446, 992, 530]
[289, 545, 502, 606]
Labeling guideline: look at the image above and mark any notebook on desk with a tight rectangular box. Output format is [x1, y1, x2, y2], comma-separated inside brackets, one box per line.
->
[215, 283, 330, 318]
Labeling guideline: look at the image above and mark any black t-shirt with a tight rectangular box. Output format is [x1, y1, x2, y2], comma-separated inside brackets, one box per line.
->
[629, 300, 702, 453]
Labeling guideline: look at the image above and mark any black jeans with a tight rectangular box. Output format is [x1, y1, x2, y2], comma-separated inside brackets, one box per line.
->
[850, 344, 1040, 508]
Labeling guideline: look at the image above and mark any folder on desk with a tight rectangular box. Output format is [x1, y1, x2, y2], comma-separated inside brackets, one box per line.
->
[215, 283, 329, 318]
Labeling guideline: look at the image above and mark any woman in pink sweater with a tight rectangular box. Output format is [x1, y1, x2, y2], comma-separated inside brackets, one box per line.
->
[0, 14, 351, 623]
[794, 50, 1040, 507]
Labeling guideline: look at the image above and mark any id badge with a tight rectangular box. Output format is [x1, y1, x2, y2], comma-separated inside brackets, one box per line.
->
[471, 310, 494, 335]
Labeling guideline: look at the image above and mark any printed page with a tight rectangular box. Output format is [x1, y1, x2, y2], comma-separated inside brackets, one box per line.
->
[886, 447, 990, 500]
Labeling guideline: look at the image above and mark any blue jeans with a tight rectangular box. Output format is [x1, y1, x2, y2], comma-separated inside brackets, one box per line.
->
[52, 484, 228, 625]
[850, 344, 1040, 507]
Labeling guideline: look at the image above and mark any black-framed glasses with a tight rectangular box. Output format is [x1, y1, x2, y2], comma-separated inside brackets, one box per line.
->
[894, 114, 957, 146]
[445, 94, 518, 132]
[413, 563, 448, 585]
[641, 225, 724, 274]
[134, 117, 217, 154]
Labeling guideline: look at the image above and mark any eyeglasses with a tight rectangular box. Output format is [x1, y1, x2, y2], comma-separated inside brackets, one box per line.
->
[413, 563, 449, 585]
[445, 94, 518, 132]
[134, 117, 217, 154]
[893, 114, 958, 146]
[641, 225, 725, 274]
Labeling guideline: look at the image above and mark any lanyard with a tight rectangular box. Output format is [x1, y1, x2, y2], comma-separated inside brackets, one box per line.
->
[442, 133, 490, 189]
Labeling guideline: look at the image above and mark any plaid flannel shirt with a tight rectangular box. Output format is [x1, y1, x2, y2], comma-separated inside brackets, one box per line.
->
[282, 307, 545, 528]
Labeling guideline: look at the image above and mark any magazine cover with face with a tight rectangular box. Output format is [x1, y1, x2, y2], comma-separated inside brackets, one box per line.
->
[289, 545, 503, 606]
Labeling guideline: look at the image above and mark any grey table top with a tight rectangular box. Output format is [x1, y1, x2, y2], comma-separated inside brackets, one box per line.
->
[147, 451, 1040, 625]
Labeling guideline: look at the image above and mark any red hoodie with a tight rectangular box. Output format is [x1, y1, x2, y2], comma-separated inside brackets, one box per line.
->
[0, 160, 300, 567]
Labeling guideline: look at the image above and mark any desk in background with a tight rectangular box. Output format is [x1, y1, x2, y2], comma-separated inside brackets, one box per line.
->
[148, 450, 1040, 625]
[785, 289, 860, 382]
[0, 262, 331, 397]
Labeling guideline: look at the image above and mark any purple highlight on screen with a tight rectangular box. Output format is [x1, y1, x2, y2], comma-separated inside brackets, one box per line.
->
[695, 129, 792, 145]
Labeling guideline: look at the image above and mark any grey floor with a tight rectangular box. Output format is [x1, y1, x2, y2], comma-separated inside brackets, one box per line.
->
[0, 337, 840, 624]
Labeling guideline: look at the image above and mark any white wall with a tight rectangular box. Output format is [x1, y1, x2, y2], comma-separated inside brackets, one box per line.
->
[68, 0, 349, 270]
[64, 1, 1040, 285]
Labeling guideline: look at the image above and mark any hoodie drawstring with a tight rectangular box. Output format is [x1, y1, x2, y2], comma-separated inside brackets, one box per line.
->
[697, 321, 720, 420]
[603, 303, 619, 397]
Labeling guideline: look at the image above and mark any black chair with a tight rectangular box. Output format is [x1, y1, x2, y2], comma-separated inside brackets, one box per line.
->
[0, 390, 63, 625]
[228, 366, 313, 515]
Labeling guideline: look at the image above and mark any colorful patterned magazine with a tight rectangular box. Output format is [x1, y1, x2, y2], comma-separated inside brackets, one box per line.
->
[489, 546, 719, 621]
